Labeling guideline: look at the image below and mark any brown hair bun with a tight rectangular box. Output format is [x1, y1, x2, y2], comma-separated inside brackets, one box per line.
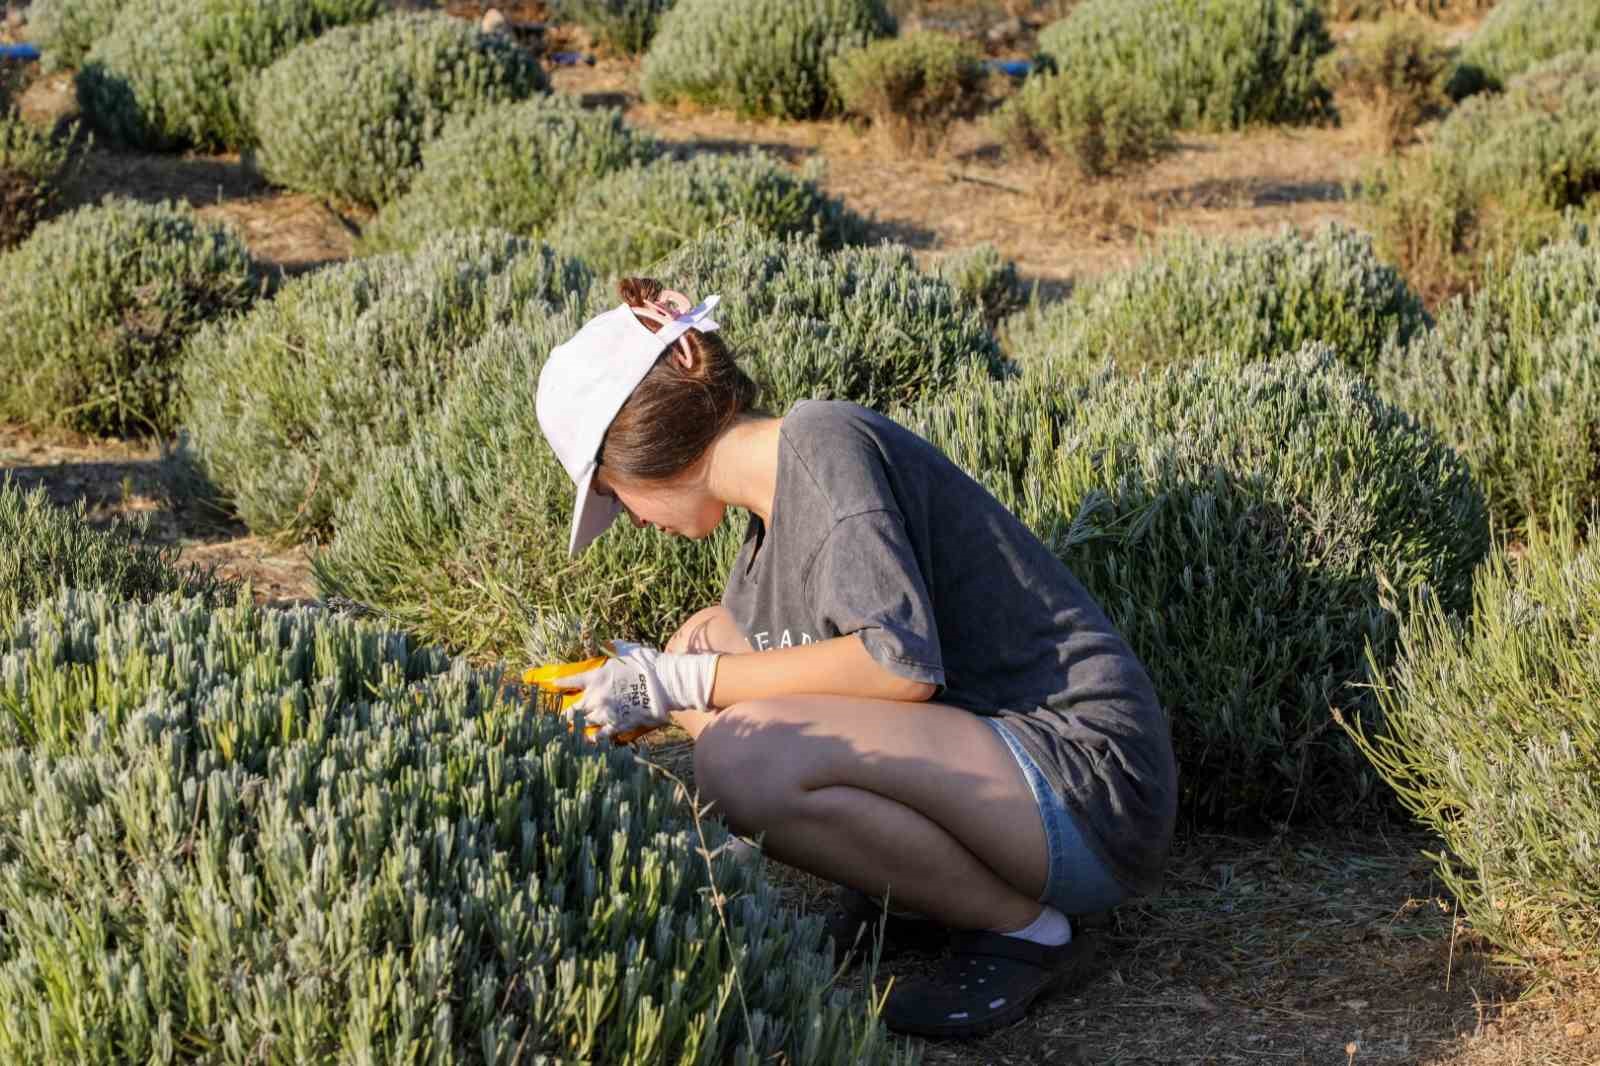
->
[598, 276, 764, 483]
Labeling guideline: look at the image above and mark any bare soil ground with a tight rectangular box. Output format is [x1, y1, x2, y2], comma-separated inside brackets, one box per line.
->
[4, 3, 1595, 1061]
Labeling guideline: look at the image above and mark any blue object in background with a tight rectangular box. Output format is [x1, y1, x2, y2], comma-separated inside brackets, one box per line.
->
[983, 59, 1034, 79]
[0, 43, 41, 61]
[549, 51, 595, 67]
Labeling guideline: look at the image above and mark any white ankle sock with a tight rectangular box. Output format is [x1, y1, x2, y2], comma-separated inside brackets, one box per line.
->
[997, 904, 1072, 946]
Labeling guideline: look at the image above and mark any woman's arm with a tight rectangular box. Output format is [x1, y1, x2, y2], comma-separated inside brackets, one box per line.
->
[709, 633, 936, 707]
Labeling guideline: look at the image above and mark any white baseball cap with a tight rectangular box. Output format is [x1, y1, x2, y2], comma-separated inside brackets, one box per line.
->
[536, 294, 722, 556]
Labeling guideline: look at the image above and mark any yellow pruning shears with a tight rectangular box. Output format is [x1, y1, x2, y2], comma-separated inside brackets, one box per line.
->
[521, 651, 661, 746]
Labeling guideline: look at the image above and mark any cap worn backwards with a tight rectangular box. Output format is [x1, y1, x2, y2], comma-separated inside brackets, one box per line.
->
[536, 294, 721, 556]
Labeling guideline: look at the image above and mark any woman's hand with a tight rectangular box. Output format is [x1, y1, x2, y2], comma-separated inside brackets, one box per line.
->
[564, 641, 721, 740]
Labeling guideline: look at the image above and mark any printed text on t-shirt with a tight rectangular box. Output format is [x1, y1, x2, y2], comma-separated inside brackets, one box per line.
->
[752, 628, 815, 651]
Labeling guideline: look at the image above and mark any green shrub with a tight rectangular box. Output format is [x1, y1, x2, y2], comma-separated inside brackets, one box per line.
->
[652, 225, 1005, 419]
[359, 97, 659, 256]
[1004, 224, 1428, 382]
[1322, 14, 1452, 149]
[830, 32, 987, 152]
[642, 0, 896, 120]
[250, 12, 548, 207]
[896, 345, 1489, 825]
[0, 59, 70, 249]
[1346, 522, 1600, 972]
[1324, 0, 1495, 18]
[1363, 50, 1600, 298]
[1454, 0, 1600, 92]
[24, 0, 122, 72]
[935, 242, 1028, 329]
[1374, 234, 1600, 534]
[314, 223, 1004, 657]
[180, 231, 592, 543]
[0, 480, 226, 634]
[0, 589, 913, 1063]
[75, 0, 384, 152]
[0, 108, 77, 249]
[0, 196, 260, 436]
[990, 61, 1175, 177]
[547, 152, 868, 278]
[550, 0, 676, 54]
[1036, 0, 1335, 132]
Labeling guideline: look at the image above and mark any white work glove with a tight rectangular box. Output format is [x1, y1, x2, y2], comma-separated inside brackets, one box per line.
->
[563, 640, 721, 740]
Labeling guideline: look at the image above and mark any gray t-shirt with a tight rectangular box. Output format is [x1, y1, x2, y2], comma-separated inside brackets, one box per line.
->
[720, 399, 1177, 896]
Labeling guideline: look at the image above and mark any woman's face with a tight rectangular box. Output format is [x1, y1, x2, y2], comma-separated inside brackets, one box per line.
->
[593, 466, 725, 540]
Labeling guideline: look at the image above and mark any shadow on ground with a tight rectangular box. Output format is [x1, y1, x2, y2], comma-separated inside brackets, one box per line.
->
[1163, 176, 1349, 211]
[1, 425, 317, 607]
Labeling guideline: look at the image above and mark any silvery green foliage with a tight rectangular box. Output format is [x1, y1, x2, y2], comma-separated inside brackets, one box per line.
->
[0, 108, 75, 248]
[0, 196, 260, 436]
[1349, 523, 1600, 972]
[894, 346, 1488, 825]
[1364, 50, 1600, 299]
[642, 0, 896, 119]
[250, 12, 548, 207]
[829, 32, 987, 151]
[313, 312, 636, 659]
[1455, 0, 1600, 91]
[360, 96, 660, 256]
[315, 313, 754, 658]
[1004, 224, 1428, 381]
[75, 0, 385, 151]
[1036, 0, 1335, 131]
[314, 224, 1004, 656]
[1374, 233, 1600, 534]
[0, 590, 915, 1063]
[180, 230, 593, 542]
[23, 0, 121, 72]
[0, 481, 227, 633]
[550, 0, 676, 54]
[656, 225, 1004, 414]
[933, 242, 1027, 329]
[989, 60, 1174, 177]
[548, 152, 867, 278]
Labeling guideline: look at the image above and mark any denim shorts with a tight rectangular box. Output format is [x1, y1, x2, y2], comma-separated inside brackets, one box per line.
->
[981, 715, 1130, 916]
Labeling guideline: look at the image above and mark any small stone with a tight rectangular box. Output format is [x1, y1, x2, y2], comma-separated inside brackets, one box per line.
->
[1567, 1022, 1588, 1039]
[726, 835, 761, 868]
[987, 16, 1025, 44]
[480, 8, 510, 37]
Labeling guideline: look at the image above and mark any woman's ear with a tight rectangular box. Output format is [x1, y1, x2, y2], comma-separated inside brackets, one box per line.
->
[670, 341, 694, 371]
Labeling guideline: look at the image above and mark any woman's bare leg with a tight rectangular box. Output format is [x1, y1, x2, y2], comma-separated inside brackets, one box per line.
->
[691, 695, 1051, 932]
[659, 607, 1051, 931]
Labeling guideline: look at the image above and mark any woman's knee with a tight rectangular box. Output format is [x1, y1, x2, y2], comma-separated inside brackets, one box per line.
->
[666, 605, 751, 655]
[691, 700, 793, 830]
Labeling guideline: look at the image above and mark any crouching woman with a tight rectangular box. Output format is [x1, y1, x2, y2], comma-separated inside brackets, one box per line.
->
[535, 279, 1178, 1039]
